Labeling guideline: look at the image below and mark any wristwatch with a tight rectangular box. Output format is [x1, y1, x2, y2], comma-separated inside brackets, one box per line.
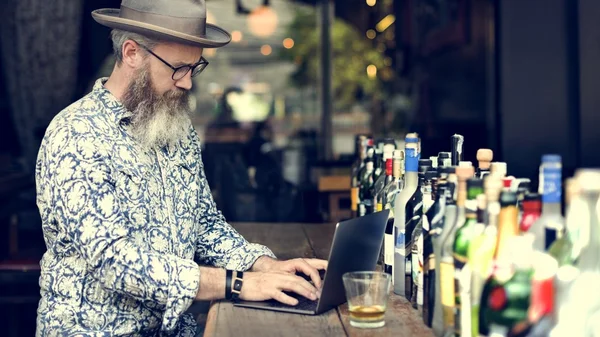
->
[225, 270, 244, 301]
[231, 271, 244, 302]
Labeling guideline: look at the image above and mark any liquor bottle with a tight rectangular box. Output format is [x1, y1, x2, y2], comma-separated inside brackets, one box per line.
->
[453, 177, 484, 337]
[382, 150, 405, 281]
[441, 166, 474, 336]
[490, 162, 507, 178]
[479, 191, 520, 336]
[572, 169, 600, 272]
[429, 166, 456, 333]
[373, 139, 385, 185]
[547, 178, 578, 266]
[468, 175, 503, 337]
[480, 235, 534, 337]
[439, 152, 452, 168]
[358, 158, 375, 216]
[406, 159, 432, 300]
[423, 170, 446, 328]
[393, 135, 420, 295]
[451, 134, 465, 166]
[356, 138, 374, 214]
[410, 169, 436, 312]
[476, 149, 493, 179]
[351, 135, 367, 218]
[430, 156, 439, 170]
[374, 140, 397, 211]
[530, 155, 565, 251]
[519, 193, 541, 233]
[559, 177, 585, 263]
[511, 178, 531, 225]
[440, 172, 459, 335]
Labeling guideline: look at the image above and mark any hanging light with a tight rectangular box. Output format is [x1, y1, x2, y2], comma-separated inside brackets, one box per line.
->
[366, 0, 377, 6]
[283, 38, 294, 49]
[248, 6, 279, 38]
[376, 14, 395, 32]
[231, 30, 243, 43]
[367, 64, 377, 79]
[260, 44, 272, 56]
[366, 29, 376, 39]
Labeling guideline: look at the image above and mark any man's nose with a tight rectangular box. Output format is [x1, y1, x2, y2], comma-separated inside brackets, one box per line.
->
[175, 71, 193, 91]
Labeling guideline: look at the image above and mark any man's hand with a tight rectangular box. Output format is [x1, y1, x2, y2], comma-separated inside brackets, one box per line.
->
[240, 271, 320, 306]
[251, 256, 328, 289]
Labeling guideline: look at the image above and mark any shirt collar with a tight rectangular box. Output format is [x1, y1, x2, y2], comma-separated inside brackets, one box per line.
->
[93, 77, 134, 126]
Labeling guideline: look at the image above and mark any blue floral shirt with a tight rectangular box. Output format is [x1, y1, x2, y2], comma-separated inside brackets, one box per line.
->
[35, 78, 275, 336]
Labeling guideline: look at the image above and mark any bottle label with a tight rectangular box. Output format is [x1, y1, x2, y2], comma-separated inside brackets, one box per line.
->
[406, 148, 419, 172]
[385, 233, 394, 269]
[542, 167, 561, 203]
[351, 187, 359, 212]
[376, 202, 383, 212]
[359, 204, 366, 217]
[395, 229, 406, 255]
[440, 261, 455, 328]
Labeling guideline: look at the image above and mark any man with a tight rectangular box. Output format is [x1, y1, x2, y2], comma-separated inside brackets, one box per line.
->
[35, 0, 327, 335]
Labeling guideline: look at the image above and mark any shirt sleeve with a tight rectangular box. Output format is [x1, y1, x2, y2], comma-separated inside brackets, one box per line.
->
[191, 134, 276, 270]
[47, 133, 199, 331]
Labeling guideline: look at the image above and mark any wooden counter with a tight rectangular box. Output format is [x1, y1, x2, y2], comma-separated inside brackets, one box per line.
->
[203, 222, 434, 337]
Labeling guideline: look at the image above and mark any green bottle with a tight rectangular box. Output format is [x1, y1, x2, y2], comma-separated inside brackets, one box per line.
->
[452, 178, 484, 336]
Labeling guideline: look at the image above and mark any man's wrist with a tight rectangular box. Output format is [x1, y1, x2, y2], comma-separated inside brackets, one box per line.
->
[195, 266, 226, 301]
[250, 256, 277, 272]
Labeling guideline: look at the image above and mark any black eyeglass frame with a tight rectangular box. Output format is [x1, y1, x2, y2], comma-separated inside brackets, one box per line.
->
[135, 41, 209, 80]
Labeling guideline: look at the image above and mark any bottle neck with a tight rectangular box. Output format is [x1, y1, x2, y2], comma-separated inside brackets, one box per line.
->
[541, 201, 562, 215]
[495, 205, 519, 259]
[385, 158, 393, 177]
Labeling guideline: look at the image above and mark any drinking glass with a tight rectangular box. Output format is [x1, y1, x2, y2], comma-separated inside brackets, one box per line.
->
[342, 271, 391, 328]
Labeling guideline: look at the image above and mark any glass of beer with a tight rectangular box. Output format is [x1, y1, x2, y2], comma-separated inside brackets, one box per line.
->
[342, 271, 391, 328]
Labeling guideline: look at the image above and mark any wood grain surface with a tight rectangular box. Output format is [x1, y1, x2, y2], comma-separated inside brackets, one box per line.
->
[204, 222, 434, 337]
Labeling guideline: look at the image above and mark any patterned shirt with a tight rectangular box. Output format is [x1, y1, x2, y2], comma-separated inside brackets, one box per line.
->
[35, 78, 275, 336]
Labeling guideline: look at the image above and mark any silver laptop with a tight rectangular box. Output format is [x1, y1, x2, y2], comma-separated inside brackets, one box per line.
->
[233, 209, 390, 315]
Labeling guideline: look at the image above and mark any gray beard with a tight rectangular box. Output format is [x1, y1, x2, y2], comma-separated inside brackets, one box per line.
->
[122, 68, 192, 151]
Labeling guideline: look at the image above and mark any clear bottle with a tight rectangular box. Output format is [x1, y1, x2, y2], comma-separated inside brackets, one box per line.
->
[374, 140, 397, 211]
[468, 175, 503, 337]
[382, 149, 405, 281]
[358, 159, 375, 216]
[440, 172, 459, 335]
[393, 135, 419, 295]
[410, 170, 436, 313]
[406, 159, 432, 300]
[530, 154, 565, 251]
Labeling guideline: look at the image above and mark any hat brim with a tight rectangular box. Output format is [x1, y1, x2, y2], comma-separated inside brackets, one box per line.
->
[92, 8, 231, 48]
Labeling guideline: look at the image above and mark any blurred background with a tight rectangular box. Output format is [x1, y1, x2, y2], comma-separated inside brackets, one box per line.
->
[0, 0, 599, 334]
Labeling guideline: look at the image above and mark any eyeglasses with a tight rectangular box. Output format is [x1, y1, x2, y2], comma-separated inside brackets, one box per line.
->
[136, 42, 209, 80]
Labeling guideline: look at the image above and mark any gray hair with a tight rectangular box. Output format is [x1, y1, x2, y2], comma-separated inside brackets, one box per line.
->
[111, 29, 161, 65]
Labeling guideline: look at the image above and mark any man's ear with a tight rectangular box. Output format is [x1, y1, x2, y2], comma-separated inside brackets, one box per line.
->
[121, 40, 145, 68]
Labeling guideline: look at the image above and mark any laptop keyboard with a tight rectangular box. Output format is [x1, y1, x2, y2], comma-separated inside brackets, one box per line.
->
[264, 292, 319, 311]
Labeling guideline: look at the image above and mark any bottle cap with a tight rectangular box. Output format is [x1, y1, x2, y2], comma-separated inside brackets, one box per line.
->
[500, 190, 518, 206]
[477, 149, 494, 167]
[456, 166, 475, 180]
[383, 138, 396, 146]
[575, 169, 600, 192]
[542, 154, 562, 163]
[459, 161, 473, 167]
[490, 162, 508, 177]
[438, 152, 451, 159]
